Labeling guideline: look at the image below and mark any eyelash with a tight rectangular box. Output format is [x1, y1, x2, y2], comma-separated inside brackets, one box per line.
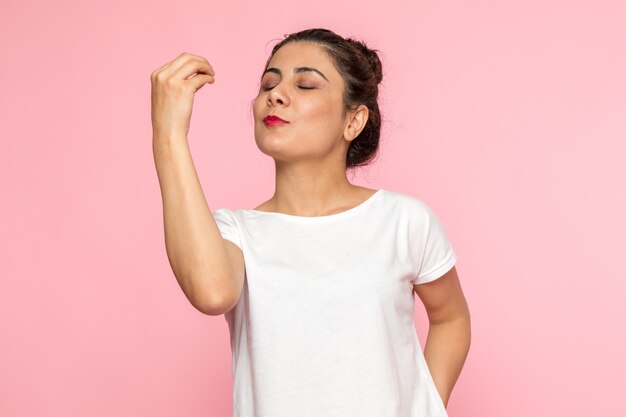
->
[262, 85, 315, 91]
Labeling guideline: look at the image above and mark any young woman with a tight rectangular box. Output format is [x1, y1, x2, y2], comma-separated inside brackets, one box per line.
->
[151, 28, 471, 417]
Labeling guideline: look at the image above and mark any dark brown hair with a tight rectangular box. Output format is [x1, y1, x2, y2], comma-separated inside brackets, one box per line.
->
[262, 28, 384, 170]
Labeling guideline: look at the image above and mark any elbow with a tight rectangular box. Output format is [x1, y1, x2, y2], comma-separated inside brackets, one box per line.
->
[193, 297, 222, 316]
[199, 304, 227, 316]
[193, 281, 239, 316]
[201, 297, 237, 316]
[193, 293, 227, 316]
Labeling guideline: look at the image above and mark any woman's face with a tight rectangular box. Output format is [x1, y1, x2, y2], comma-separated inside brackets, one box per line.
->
[252, 41, 350, 165]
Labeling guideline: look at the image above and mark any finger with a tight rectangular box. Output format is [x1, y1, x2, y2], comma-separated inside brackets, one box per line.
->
[187, 73, 215, 92]
[178, 59, 215, 81]
[152, 51, 192, 78]
[186, 56, 215, 76]
[151, 61, 171, 80]
[165, 53, 215, 77]
[179, 53, 215, 76]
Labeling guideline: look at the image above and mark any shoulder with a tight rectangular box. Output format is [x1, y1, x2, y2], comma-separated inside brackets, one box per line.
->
[379, 189, 431, 218]
[213, 207, 235, 219]
[213, 207, 245, 227]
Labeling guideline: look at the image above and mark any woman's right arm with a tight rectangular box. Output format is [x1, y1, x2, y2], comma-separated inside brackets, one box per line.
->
[150, 53, 245, 315]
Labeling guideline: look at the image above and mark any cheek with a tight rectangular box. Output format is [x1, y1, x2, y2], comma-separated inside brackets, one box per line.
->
[301, 97, 344, 130]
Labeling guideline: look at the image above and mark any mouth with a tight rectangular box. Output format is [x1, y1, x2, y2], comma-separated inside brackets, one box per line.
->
[263, 115, 289, 126]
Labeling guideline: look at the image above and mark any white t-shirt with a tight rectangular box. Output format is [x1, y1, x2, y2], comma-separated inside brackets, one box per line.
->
[213, 188, 457, 417]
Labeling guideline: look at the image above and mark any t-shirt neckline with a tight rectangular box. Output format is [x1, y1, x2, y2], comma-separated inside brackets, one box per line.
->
[242, 189, 384, 222]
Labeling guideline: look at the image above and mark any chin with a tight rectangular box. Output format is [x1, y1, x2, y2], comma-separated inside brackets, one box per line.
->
[255, 132, 288, 156]
[255, 133, 315, 164]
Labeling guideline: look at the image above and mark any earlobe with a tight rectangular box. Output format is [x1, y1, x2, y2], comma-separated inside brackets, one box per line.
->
[344, 120, 358, 142]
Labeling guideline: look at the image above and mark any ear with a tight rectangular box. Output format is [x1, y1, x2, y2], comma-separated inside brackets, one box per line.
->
[343, 105, 369, 142]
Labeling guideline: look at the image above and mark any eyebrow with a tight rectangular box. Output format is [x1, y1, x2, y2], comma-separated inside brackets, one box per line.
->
[262, 66, 329, 82]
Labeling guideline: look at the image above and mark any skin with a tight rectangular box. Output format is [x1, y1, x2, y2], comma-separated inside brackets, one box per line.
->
[414, 266, 471, 407]
[251, 41, 374, 215]
[246, 40, 471, 407]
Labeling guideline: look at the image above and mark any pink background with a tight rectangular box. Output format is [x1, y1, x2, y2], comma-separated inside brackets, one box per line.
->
[1, 0, 624, 416]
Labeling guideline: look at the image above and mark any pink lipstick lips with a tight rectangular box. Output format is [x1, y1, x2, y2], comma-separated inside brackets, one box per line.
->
[263, 115, 289, 126]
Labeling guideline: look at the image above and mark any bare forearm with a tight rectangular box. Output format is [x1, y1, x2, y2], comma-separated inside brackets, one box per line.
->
[152, 134, 232, 311]
[423, 315, 471, 407]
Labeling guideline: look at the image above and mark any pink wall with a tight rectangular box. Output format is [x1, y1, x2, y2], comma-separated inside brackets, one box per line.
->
[1, 0, 624, 416]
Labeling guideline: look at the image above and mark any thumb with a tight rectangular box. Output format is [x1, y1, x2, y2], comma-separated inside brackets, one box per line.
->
[188, 73, 215, 92]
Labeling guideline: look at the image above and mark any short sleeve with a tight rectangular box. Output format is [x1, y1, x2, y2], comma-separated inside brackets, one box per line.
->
[212, 208, 243, 251]
[413, 204, 457, 285]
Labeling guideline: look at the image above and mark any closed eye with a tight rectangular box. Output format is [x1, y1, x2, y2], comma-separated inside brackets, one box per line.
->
[261, 85, 316, 91]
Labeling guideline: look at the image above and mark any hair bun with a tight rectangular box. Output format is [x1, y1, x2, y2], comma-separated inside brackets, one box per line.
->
[349, 38, 383, 85]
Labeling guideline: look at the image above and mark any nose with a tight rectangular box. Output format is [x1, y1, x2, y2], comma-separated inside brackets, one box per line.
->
[267, 84, 289, 107]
